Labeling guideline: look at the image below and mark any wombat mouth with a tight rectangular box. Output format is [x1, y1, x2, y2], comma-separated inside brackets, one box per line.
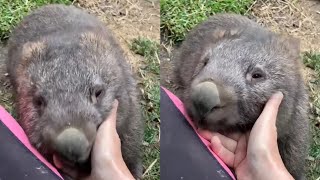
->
[196, 111, 255, 134]
[53, 153, 92, 177]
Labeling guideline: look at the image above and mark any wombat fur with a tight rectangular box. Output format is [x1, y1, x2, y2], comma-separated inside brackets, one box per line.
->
[173, 13, 310, 180]
[7, 4, 144, 180]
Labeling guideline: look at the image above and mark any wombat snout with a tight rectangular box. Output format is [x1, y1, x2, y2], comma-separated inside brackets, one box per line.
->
[190, 81, 239, 129]
[191, 82, 221, 119]
[54, 128, 92, 164]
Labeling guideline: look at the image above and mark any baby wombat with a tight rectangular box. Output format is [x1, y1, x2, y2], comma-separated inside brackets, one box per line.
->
[7, 4, 144, 180]
[173, 13, 310, 179]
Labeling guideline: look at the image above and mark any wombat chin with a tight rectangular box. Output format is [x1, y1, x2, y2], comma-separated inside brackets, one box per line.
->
[192, 110, 256, 134]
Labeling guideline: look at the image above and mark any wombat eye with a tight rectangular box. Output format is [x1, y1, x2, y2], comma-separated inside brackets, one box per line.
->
[95, 89, 103, 98]
[33, 96, 46, 112]
[203, 57, 209, 66]
[252, 73, 263, 79]
[246, 67, 265, 83]
[90, 86, 105, 104]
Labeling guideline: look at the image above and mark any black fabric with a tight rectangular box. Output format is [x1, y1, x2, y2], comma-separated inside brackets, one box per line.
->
[160, 87, 234, 180]
[0, 119, 61, 180]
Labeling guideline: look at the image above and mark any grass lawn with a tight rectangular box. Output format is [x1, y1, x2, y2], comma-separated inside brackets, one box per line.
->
[160, 0, 254, 43]
[0, 0, 72, 40]
[303, 52, 320, 180]
[131, 37, 160, 180]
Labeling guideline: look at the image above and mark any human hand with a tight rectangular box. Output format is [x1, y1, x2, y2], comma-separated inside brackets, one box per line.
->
[53, 100, 134, 180]
[199, 92, 294, 180]
[83, 99, 135, 180]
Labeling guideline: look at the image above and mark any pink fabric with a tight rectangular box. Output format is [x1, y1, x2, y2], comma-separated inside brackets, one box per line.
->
[162, 87, 236, 180]
[0, 106, 63, 179]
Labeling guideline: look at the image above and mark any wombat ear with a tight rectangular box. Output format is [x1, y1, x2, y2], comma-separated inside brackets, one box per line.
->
[192, 49, 212, 78]
[212, 28, 241, 40]
[90, 76, 106, 104]
[80, 32, 107, 46]
[212, 29, 227, 39]
[81, 32, 98, 42]
[21, 41, 45, 61]
[285, 37, 300, 52]
[279, 36, 301, 58]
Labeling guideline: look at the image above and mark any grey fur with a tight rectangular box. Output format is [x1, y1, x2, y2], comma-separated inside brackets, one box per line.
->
[7, 4, 144, 180]
[173, 13, 310, 180]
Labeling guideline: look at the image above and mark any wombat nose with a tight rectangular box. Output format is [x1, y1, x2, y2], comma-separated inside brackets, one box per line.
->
[191, 81, 221, 118]
[55, 128, 91, 163]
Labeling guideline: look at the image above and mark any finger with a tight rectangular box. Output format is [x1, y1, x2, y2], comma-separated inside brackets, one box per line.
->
[210, 136, 235, 167]
[245, 132, 250, 142]
[100, 99, 119, 130]
[53, 156, 79, 178]
[198, 129, 214, 141]
[224, 132, 242, 141]
[108, 99, 119, 128]
[234, 134, 247, 168]
[257, 92, 283, 126]
[93, 99, 120, 151]
[213, 133, 237, 153]
[60, 166, 79, 179]
[199, 130, 238, 152]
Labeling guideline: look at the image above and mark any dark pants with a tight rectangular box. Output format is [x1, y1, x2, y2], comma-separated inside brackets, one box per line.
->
[0, 106, 62, 180]
[160, 87, 235, 180]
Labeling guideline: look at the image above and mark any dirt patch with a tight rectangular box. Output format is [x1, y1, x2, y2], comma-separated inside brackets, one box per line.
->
[249, 0, 320, 52]
[0, 44, 7, 82]
[74, 0, 160, 73]
[160, 40, 176, 91]
[0, 43, 15, 115]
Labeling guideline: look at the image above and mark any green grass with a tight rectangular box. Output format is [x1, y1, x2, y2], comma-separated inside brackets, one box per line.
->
[0, 88, 15, 116]
[0, 0, 72, 40]
[303, 52, 320, 180]
[130, 37, 160, 180]
[160, 0, 254, 43]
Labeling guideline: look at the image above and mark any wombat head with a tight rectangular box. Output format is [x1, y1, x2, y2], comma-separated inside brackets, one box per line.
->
[15, 32, 123, 177]
[176, 27, 305, 134]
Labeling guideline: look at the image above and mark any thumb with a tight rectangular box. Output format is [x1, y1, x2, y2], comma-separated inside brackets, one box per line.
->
[100, 99, 119, 130]
[249, 91, 284, 151]
[255, 91, 283, 128]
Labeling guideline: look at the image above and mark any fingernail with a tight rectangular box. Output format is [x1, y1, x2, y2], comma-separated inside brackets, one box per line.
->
[211, 136, 220, 144]
[273, 91, 284, 99]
